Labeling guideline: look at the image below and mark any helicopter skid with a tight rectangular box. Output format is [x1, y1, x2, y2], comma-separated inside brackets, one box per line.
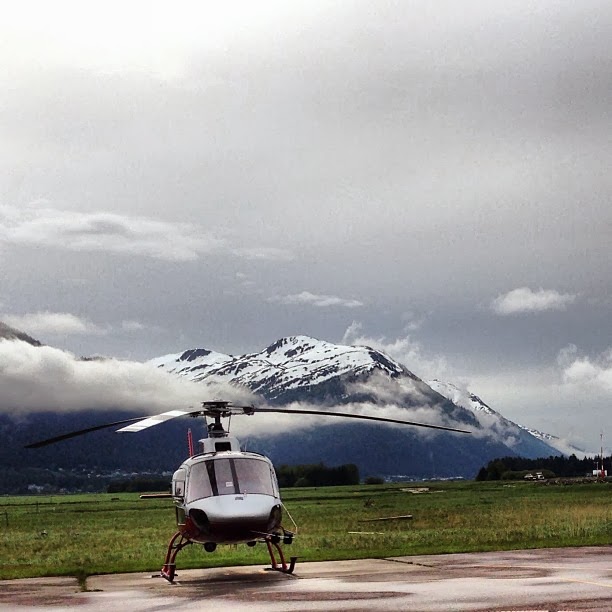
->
[159, 529, 296, 582]
[264, 536, 297, 574]
[160, 531, 192, 583]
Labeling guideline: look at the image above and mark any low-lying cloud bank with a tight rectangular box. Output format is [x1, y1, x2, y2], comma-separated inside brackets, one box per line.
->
[3, 311, 107, 336]
[0, 339, 252, 415]
[231, 400, 465, 440]
[0, 338, 473, 439]
[7, 336, 589, 450]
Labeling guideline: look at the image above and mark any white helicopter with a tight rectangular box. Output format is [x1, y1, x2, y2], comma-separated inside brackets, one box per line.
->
[26, 400, 470, 582]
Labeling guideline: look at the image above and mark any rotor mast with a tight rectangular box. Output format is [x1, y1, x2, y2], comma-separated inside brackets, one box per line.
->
[199, 401, 242, 453]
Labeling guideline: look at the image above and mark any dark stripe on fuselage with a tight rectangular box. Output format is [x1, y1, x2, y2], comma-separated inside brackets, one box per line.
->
[206, 460, 218, 496]
[229, 459, 240, 494]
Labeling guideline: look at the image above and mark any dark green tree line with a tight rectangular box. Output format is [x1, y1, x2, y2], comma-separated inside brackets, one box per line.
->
[275, 462, 359, 487]
[476, 454, 609, 480]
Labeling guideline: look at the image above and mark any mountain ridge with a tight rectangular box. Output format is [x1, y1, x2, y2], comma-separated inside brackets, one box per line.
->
[152, 335, 565, 469]
[427, 379, 586, 458]
[149, 335, 417, 401]
[0, 321, 42, 346]
[0, 328, 572, 491]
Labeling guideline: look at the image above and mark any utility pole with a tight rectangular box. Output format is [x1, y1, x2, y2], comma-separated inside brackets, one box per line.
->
[597, 431, 606, 479]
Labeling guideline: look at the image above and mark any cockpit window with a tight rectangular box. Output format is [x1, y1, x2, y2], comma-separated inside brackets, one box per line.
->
[187, 458, 275, 502]
[234, 458, 275, 495]
[187, 463, 213, 501]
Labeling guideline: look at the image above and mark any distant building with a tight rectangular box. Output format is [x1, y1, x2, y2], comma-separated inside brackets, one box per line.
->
[524, 472, 545, 481]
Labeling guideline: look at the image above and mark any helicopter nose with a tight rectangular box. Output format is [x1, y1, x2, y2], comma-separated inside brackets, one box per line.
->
[192, 494, 276, 523]
[186, 495, 281, 543]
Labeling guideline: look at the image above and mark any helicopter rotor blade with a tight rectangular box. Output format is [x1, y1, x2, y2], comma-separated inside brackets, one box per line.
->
[253, 407, 471, 434]
[24, 401, 471, 449]
[24, 416, 153, 448]
[23, 403, 251, 448]
[115, 402, 255, 433]
[116, 409, 194, 433]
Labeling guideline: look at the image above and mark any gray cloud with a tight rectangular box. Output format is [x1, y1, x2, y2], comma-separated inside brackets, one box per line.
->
[0, 339, 253, 414]
[2, 312, 107, 336]
[491, 287, 578, 315]
[0, 338, 463, 440]
[232, 400, 456, 441]
[121, 320, 149, 332]
[0, 206, 292, 263]
[268, 292, 363, 309]
[0, 206, 224, 262]
[342, 322, 449, 380]
[1, 311, 164, 340]
[232, 247, 294, 262]
[341, 373, 514, 445]
[559, 344, 612, 392]
[1, 1, 611, 448]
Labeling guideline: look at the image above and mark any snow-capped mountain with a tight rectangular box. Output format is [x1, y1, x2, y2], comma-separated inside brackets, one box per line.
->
[0, 328, 586, 488]
[150, 335, 418, 402]
[427, 380, 496, 416]
[428, 379, 569, 458]
[151, 336, 566, 477]
[516, 425, 586, 458]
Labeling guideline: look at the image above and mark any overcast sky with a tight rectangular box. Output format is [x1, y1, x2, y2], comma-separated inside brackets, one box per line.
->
[1, 1, 611, 451]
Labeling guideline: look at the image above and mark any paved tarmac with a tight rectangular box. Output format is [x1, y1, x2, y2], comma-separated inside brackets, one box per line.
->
[1, 546, 611, 611]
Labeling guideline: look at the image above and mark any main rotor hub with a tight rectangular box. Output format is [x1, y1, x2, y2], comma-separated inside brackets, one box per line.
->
[199, 401, 256, 419]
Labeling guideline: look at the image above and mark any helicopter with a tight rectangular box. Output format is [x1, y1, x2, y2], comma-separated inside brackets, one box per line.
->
[26, 400, 471, 582]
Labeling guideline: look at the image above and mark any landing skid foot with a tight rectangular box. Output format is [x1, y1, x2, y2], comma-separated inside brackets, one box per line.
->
[265, 536, 297, 574]
[160, 531, 192, 583]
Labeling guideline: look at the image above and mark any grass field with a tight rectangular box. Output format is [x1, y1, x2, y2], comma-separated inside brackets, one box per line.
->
[0, 480, 610, 580]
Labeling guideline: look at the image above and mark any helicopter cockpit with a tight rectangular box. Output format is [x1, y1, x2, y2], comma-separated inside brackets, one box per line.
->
[184, 456, 278, 503]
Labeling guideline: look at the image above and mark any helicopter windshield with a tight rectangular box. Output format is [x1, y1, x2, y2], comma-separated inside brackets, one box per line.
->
[187, 457, 275, 502]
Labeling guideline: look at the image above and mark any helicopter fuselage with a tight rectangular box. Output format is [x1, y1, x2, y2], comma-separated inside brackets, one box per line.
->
[172, 450, 283, 545]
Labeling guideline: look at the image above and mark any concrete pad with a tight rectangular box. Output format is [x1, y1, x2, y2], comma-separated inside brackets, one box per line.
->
[1, 546, 611, 611]
[0, 577, 80, 608]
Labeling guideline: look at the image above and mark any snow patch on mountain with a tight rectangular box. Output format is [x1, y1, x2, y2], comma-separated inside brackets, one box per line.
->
[150, 335, 409, 400]
[428, 379, 573, 457]
[151, 335, 572, 460]
[428, 380, 496, 416]
[148, 348, 231, 376]
[517, 425, 587, 458]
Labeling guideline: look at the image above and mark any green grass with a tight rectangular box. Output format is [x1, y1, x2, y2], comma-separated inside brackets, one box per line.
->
[0, 480, 610, 580]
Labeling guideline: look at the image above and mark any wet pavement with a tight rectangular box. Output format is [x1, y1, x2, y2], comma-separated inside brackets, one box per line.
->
[1, 546, 611, 611]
